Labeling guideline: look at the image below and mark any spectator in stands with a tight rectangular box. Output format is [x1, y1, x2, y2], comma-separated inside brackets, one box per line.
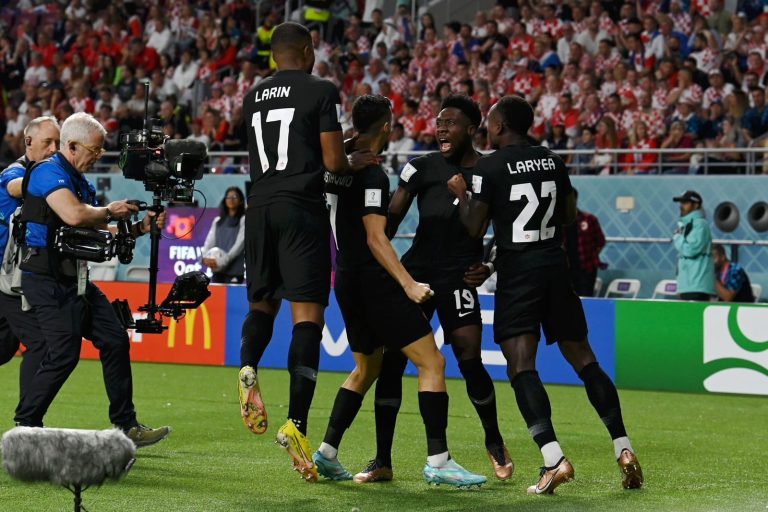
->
[673, 190, 715, 301]
[1, 105, 27, 162]
[713, 244, 755, 302]
[564, 188, 606, 297]
[201, 186, 246, 284]
[385, 122, 414, 174]
[623, 120, 658, 174]
[661, 120, 694, 174]
[741, 86, 768, 142]
[573, 127, 598, 174]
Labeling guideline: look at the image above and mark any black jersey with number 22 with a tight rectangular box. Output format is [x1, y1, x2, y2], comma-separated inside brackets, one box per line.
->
[244, 70, 342, 206]
[471, 144, 573, 269]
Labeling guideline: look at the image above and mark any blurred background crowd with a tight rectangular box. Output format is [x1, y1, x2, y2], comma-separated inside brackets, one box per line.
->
[1, 0, 767, 174]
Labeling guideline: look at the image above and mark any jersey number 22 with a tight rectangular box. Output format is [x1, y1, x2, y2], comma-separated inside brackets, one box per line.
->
[510, 181, 556, 243]
[252, 108, 295, 172]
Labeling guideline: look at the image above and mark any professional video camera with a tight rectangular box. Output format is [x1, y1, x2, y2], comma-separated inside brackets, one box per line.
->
[112, 81, 210, 334]
[54, 219, 135, 264]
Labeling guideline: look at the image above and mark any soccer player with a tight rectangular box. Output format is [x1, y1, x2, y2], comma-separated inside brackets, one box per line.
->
[313, 94, 486, 488]
[447, 95, 643, 494]
[238, 22, 375, 482]
[354, 95, 512, 484]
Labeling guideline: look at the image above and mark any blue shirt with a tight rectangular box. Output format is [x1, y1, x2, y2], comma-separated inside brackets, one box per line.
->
[25, 152, 98, 248]
[0, 159, 26, 261]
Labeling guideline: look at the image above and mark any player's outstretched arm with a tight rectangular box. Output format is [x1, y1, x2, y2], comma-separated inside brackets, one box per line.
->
[363, 213, 433, 304]
[321, 131, 376, 174]
[386, 186, 414, 239]
[446, 174, 489, 239]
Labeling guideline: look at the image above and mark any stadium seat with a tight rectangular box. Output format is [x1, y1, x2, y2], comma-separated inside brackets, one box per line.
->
[604, 279, 641, 299]
[752, 284, 762, 303]
[651, 279, 678, 299]
[125, 267, 150, 282]
[88, 257, 118, 281]
[593, 276, 603, 297]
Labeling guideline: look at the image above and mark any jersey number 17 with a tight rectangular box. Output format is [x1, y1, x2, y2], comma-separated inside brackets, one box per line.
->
[510, 181, 556, 243]
[252, 108, 295, 172]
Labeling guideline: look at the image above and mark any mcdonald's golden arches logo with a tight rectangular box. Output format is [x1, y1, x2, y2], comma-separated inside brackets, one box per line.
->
[167, 303, 212, 350]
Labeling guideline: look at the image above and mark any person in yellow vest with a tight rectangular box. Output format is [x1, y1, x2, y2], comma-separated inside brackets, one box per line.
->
[256, 11, 280, 71]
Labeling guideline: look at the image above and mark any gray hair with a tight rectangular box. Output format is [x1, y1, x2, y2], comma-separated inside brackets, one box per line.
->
[60, 112, 107, 147]
[24, 116, 60, 137]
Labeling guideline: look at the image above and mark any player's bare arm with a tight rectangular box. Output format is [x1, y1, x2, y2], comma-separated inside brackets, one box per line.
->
[363, 213, 433, 303]
[7, 177, 22, 198]
[386, 186, 414, 239]
[447, 174, 489, 239]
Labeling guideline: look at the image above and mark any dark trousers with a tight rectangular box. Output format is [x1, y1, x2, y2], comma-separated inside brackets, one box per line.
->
[15, 274, 136, 428]
[0, 292, 47, 416]
[570, 269, 598, 297]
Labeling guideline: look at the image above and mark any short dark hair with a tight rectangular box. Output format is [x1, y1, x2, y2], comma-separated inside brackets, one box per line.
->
[270, 22, 311, 53]
[441, 94, 482, 127]
[712, 243, 726, 257]
[495, 95, 534, 135]
[352, 94, 392, 134]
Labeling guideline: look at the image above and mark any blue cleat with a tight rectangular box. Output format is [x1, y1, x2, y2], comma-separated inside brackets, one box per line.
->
[313, 451, 353, 481]
[423, 459, 487, 489]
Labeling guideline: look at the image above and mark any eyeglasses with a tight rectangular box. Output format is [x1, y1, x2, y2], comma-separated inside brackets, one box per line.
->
[74, 141, 106, 157]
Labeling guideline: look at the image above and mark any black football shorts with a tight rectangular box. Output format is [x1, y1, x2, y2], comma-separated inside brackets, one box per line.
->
[334, 266, 432, 355]
[245, 201, 331, 305]
[493, 262, 588, 345]
[415, 270, 482, 339]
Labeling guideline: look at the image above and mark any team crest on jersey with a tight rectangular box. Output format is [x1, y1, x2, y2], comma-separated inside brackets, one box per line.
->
[400, 163, 418, 182]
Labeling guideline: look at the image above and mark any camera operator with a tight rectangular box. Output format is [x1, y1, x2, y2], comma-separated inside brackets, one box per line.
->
[0, 116, 59, 413]
[14, 113, 171, 447]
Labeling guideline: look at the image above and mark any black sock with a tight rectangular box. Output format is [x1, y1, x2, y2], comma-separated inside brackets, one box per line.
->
[323, 387, 364, 450]
[287, 322, 321, 435]
[374, 350, 407, 467]
[578, 362, 627, 440]
[510, 370, 557, 449]
[240, 310, 274, 369]
[418, 391, 449, 456]
[458, 358, 503, 447]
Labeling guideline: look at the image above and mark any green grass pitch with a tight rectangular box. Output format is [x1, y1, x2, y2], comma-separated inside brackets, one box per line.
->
[0, 358, 766, 512]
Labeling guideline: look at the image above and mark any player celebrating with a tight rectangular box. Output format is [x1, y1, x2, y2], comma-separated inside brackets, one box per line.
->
[355, 95, 513, 484]
[313, 94, 486, 488]
[238, 22, 375, 482]
[447, 95, 643, 494]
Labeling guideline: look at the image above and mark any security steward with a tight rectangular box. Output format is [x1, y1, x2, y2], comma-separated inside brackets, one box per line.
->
[13, 112, 171, 447]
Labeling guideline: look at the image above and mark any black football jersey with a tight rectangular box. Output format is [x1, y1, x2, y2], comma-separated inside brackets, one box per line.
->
[325, 165, 390, 270]
[471, 144, 573, 269]
[244, 70, 342, 206]
[398, 153, 483, 274]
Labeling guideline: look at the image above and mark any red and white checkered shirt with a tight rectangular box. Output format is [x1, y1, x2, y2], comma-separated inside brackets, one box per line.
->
[637, 109, 666, 140]
[540, 19, 564, 39]
[509, 35, 535, 57]
[417, 94, 433, 119]
[595, 51, 622, 74]
[537, 92, 560, 122]
[600, 14, 616, 35]
[652, 87, 669, 111]
[408, 57, 429, 81]
[703, 83, 735, 109]
[508, 72, 542, 101]
[400, 114, 425, 138]
[582, 109, 603, 130]
[391, 73, 409, 96]
[355, 35, 371, 55]
[690, 0, 712, 17]
[677, 84, 704, 106]
[423, 71, 450, 96]
[670, 12, 692, 35]
[691, 48, 719, 74]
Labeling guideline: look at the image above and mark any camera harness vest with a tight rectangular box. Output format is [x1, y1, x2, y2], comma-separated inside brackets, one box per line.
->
[18, 155, 95, 277]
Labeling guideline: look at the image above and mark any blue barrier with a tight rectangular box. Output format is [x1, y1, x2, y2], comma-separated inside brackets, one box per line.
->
[224, 286, 615, 385]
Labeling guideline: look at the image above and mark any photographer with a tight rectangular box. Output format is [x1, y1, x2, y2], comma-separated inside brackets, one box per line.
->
[14, 113, 171, 447]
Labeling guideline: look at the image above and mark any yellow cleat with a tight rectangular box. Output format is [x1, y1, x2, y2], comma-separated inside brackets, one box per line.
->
[275, 420, 318, 483]
[238, 366, 267, 435]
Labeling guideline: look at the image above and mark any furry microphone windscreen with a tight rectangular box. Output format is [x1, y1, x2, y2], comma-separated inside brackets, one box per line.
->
[2, 427, 136, 486]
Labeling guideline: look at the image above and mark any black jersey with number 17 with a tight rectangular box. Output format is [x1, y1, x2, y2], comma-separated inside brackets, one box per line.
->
[470, 144, 573, 270]
[244, 70, 342, 206]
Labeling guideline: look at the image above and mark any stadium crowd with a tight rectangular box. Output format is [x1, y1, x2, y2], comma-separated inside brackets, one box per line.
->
[1, 0, 768, 174]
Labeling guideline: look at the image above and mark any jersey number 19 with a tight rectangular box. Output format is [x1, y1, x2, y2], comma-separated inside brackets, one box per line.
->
[510, 181, 556, 243]
[252, 108, 295, 173]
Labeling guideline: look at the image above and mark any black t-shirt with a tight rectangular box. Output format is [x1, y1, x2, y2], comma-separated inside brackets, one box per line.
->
[325, 165, 390, 270]
[398, 152, 483, 275]
[471, 144, 573, 271]
[244, 70, 342, 207]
